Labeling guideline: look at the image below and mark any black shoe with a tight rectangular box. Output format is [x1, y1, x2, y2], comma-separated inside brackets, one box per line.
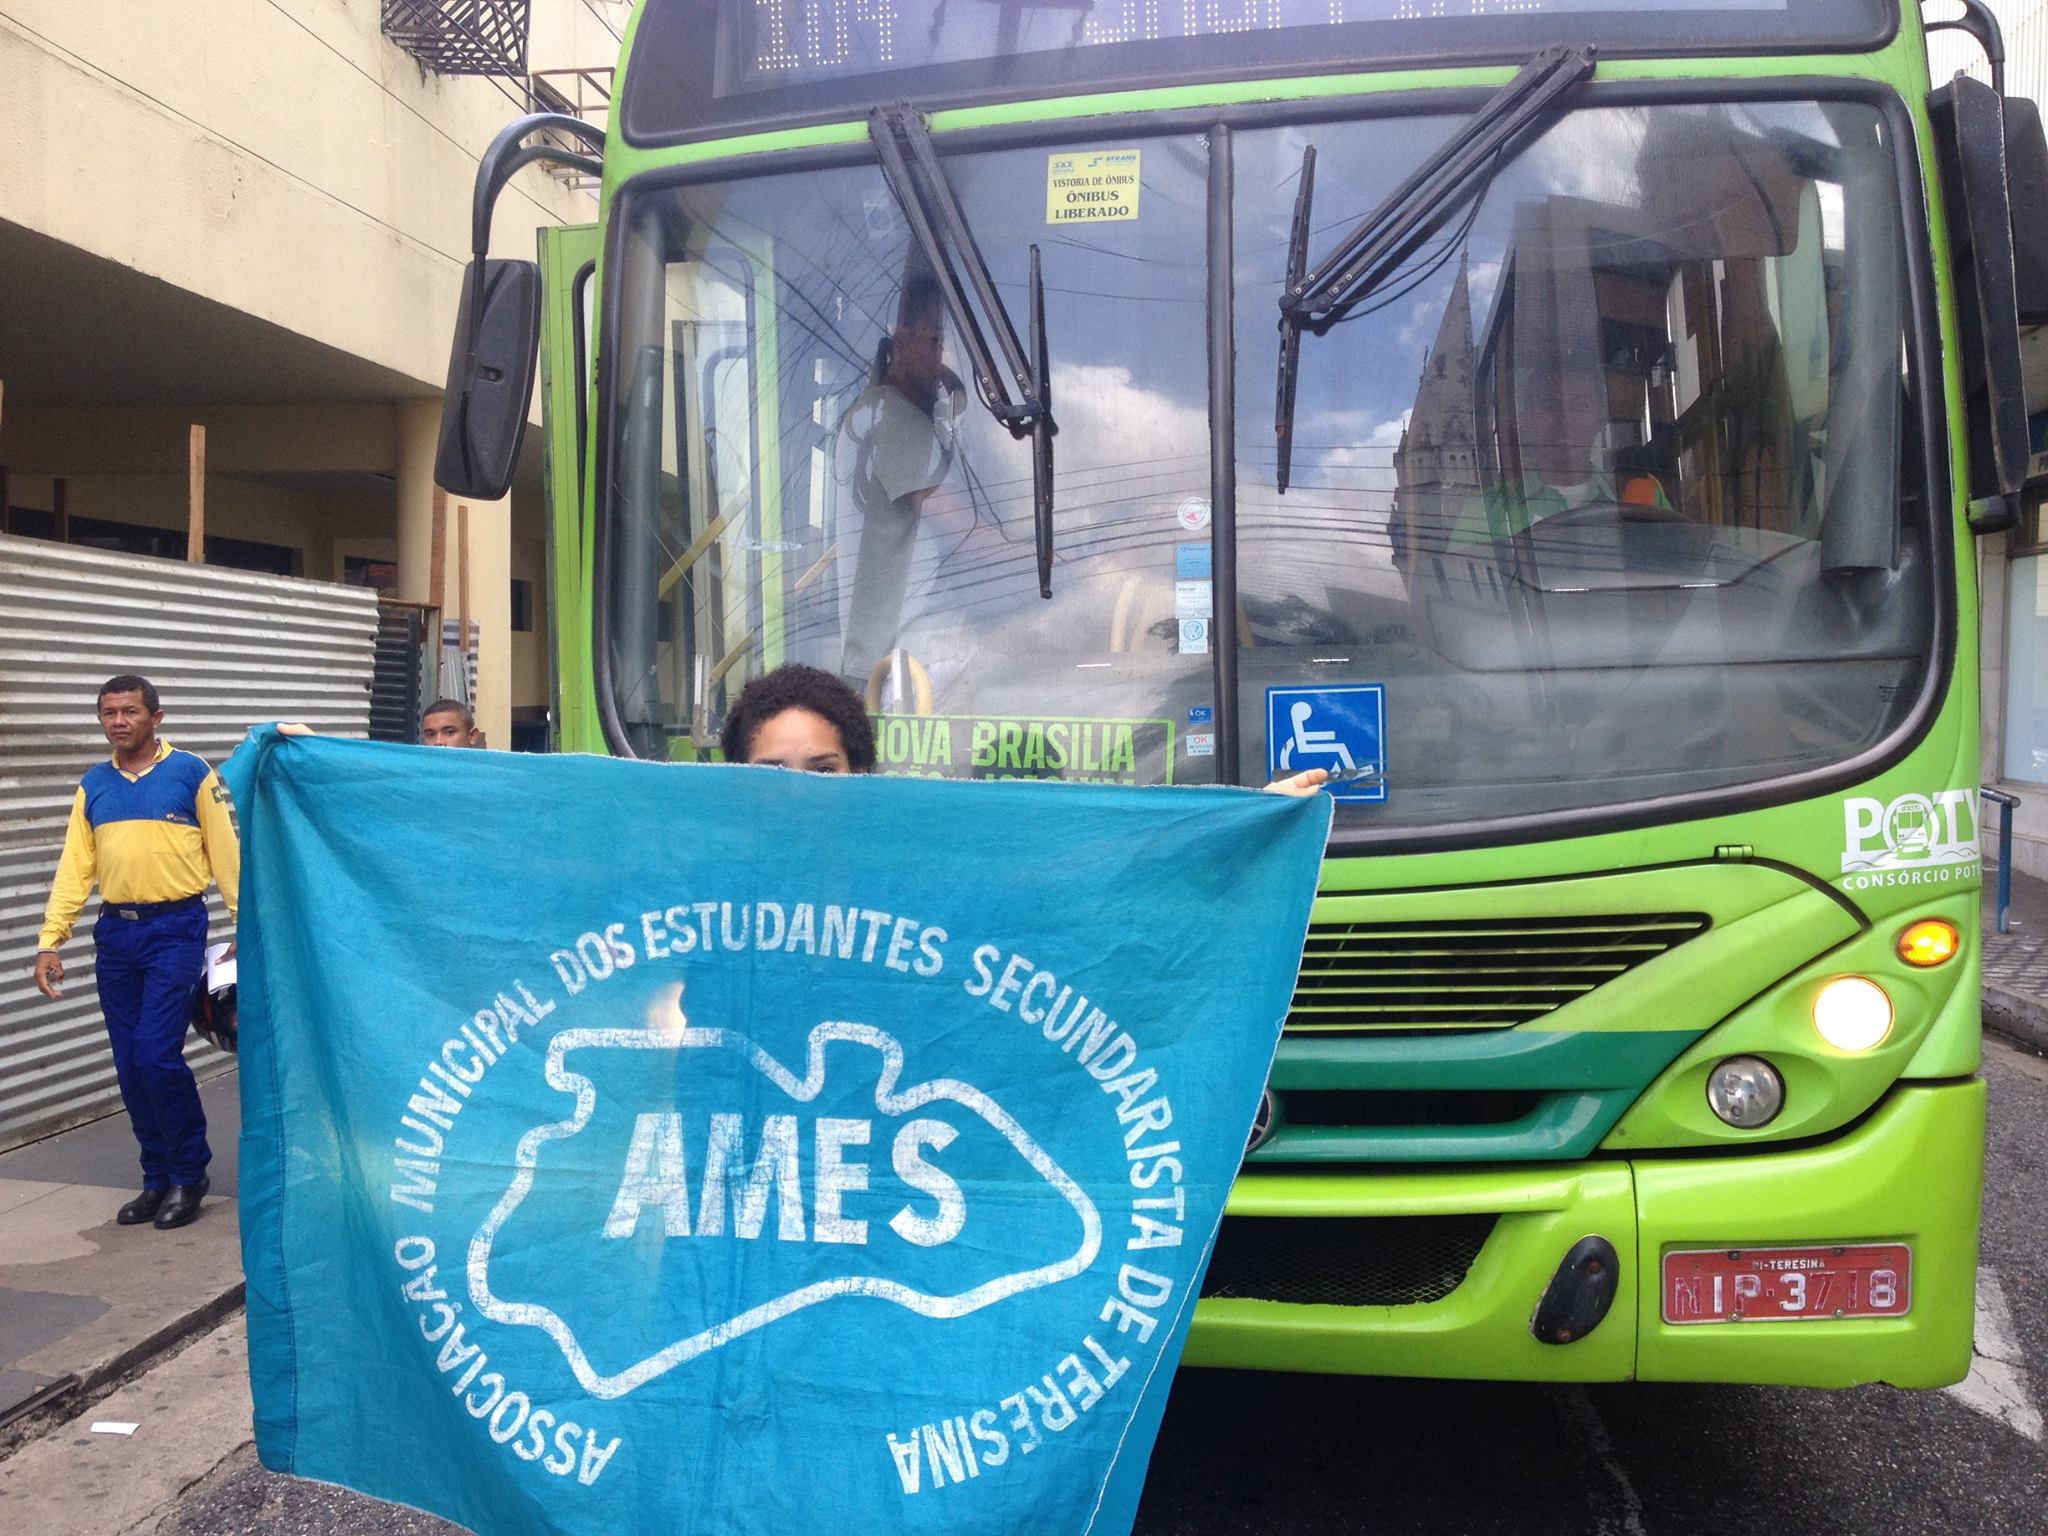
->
[153, 1176, 210, 1230]
[117, 1189, 167, 1225]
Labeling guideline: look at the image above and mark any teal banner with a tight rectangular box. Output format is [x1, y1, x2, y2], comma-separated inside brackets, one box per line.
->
[223, 731, 1327, 1535]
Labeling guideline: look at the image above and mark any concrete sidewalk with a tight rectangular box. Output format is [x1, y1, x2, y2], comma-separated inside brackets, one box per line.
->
[1981, 865, 2048, 1056]
[0, 1315, 258, 1536]
[0, 1309, 469, 1536]
[0, 1072, 244, 1447]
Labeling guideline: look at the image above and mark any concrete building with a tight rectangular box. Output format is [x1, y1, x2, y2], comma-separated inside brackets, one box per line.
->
[0, 0, 625, 748]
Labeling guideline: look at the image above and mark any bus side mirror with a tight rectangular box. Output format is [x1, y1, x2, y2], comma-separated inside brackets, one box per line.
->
[434, 258, 543, 501]
[2003, 95, 2048, 324]
[1931, 76, 2030, 534]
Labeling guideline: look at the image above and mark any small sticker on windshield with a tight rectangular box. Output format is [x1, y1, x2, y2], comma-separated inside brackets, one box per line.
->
[1179, 618, 1210, 655]
[1047, 149, 1141, 224]
[1187, 732, 1215, 758]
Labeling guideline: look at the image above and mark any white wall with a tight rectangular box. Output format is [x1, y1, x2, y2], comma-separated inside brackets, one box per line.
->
[1929, 0, 2048, 101]
[0, 0, 616, 394]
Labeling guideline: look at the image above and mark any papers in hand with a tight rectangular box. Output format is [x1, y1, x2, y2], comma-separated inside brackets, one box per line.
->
[205, 942, 237, 993]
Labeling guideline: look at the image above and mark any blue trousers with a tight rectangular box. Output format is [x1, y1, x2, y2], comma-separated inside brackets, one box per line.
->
[93, 902, 211, 1189]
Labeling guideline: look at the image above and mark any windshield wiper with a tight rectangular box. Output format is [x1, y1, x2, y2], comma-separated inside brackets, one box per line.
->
[1274, 44, 1597, 492]
[870, 102, 1060, 596]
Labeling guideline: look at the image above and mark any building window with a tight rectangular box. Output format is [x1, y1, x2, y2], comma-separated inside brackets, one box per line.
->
[511, 578, 534, 633]
[6, 509, 299, 574]
[344, 556, 400, 591]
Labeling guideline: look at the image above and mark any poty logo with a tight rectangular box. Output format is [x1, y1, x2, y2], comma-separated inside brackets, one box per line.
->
[1841, 790, 1979, 875]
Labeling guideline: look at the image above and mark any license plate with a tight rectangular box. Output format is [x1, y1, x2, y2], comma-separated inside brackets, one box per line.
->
[1662, 1244, 1911, 1324]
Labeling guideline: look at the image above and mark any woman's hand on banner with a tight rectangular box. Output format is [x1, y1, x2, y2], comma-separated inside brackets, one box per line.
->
[1263, 768, 1330, 797]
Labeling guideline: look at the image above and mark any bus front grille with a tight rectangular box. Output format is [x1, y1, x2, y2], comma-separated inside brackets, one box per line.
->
[1199, 1214, 1498, 1307]
[1286, 912, 1710, 1032]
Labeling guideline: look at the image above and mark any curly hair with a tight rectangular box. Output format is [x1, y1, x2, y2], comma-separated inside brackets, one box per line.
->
[719, 664, 877, 773]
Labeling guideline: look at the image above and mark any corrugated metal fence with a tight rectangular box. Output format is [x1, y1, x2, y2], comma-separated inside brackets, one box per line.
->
[0, 536, 379, 1150]
[371, 601, 436, 743]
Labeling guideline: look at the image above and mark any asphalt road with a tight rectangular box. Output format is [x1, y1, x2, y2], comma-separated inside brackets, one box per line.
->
[153, 1035, 2048, 1536]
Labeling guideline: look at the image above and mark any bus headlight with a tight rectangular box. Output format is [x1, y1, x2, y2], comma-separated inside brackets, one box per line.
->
[1705, 1056, 1784, 1127]
[1813, 975, 1893, 1051]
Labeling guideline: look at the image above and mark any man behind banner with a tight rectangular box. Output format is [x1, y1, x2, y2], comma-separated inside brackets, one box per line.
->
[33, 675, 239, 1230]
[421, 697, 487, 749]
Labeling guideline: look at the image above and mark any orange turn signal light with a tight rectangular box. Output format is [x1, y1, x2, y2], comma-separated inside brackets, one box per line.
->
[1896, 919, 1960, 968]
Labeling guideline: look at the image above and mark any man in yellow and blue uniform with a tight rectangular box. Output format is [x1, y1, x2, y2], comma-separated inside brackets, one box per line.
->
[33, 675, 239, 1231]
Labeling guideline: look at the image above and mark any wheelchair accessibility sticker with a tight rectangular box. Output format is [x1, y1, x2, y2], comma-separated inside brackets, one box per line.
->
[1266, 685, 1386, 802]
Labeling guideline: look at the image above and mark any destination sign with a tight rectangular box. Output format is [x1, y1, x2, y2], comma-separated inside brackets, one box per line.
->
[623, 0, 1883, 144]
[715, 0, 1792, 99]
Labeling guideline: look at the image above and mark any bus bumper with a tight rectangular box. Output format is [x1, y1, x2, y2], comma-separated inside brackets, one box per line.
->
[1183, 1079, 1985, 1389]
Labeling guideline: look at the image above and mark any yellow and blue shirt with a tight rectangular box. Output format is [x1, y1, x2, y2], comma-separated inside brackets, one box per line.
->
[37, 739, 241, 951]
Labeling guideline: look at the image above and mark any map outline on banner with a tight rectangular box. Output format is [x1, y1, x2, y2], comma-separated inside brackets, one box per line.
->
[468, 987, 1106, 1399]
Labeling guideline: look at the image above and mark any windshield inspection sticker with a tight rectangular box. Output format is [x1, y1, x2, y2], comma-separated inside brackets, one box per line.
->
[1175, 543, 1213, 635]
[1047, 149, 1141, 223]
[1840, 789, 1980, 888]
[1267, 685, 1387, 803]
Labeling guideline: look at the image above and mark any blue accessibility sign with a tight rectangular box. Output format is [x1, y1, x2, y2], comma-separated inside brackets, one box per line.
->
[1266, 685, 1387, 802]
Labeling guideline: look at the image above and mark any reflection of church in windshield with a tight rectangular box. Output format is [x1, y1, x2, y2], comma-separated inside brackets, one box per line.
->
[1393, 114, 1834, 610]
[1391, 256, 1483, 585]
[1273, 100, 1921, 820]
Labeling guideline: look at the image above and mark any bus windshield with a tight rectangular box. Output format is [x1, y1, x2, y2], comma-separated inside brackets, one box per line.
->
[603, 96, 1931, 821]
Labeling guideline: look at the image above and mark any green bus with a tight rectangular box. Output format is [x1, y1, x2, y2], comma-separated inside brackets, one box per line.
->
[439, 0, 2047, 1389]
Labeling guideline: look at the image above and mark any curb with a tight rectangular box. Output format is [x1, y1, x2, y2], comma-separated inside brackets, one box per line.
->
[1983, 982, 2048, 1056]
[0, 1280, 246, 1454]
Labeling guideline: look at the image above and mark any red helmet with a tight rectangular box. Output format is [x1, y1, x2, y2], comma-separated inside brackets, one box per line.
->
[190, 978, 238, 1055]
